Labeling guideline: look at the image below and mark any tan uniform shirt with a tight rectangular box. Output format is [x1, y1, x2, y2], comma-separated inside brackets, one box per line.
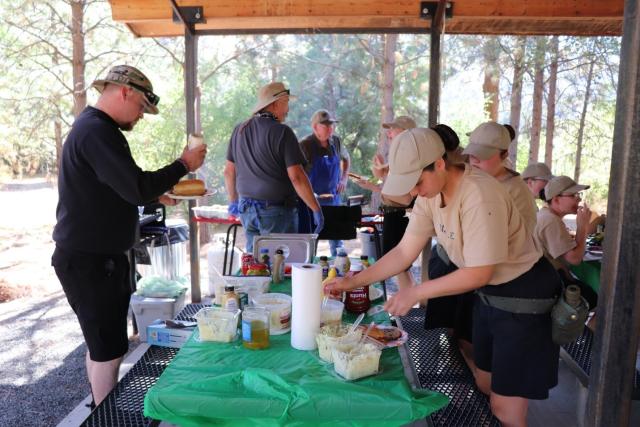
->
[498, 169, 538, 236]
[406, 165, 541, 285]
[534, 207, 576, 270]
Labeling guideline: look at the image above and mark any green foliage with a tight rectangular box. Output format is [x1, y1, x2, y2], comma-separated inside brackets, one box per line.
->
[0, 4, 621, 212]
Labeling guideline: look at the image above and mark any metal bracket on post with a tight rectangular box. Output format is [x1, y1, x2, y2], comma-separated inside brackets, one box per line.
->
[419, 2, 453, 20]
[171, 6, 206, 25]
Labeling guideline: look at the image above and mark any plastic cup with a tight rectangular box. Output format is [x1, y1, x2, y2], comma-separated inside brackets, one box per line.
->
[188, 133, 204, 149]
[242, 307, 270, 350]
[320, 299, 344, 326]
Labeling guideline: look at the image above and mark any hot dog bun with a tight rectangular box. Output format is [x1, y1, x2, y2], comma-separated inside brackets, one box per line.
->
[172, 179, 206, 196]
[366, 325, 402, 341]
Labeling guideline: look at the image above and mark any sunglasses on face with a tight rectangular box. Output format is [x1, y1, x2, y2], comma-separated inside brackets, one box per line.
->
[559, 192, 582, 199]
[273, 89, 290, 97]
[127, 81, 160, 106]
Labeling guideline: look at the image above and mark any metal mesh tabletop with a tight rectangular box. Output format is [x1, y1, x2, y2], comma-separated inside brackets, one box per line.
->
[399, 308, 499, 427]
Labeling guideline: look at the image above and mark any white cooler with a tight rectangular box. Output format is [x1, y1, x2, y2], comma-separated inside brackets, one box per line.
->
[130, 292, 186, 342]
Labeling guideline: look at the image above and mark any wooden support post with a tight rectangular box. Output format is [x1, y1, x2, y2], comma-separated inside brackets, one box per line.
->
[585, 0, 640, 425]
[422, 1, 445, 282]
[184, 27, 201, 303]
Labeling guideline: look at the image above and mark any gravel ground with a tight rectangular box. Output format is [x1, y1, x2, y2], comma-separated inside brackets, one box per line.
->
[0, 183, 140, 426]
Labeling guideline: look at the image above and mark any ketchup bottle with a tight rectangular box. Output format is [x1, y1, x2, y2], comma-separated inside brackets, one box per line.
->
[344, 263, 370, 314]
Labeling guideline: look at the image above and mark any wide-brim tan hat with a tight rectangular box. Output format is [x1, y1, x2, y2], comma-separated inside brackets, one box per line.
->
[252, 82, 295, 114]
[544, 175, 590, 200]
[91, 65, 159, 115]
[382, 128, 445, 196]
[382, 115, 417, 130]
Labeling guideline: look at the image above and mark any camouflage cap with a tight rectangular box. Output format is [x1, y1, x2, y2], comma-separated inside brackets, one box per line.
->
[91, 65, 159, 114]
[311, 109, 339, 125]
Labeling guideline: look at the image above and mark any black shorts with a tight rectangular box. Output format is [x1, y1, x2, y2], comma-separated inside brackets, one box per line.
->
[423, 249, 473, 342]
[52, 246, 132, 362]
[473, 257, 561, 399]
[382, 209, 409, 255]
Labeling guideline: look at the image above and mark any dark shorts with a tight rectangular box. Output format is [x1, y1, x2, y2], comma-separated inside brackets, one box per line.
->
[473, 257, 561, 399]
[52, 246, 132, 362]
[423, 249, 473, 342]
[382, 209, 409, 255]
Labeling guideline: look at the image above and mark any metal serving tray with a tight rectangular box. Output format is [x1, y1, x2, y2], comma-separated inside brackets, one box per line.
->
[252, 233, 317, 263]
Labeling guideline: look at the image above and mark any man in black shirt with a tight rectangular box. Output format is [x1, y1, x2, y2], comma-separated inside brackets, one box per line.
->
[51, 65, 206, 406]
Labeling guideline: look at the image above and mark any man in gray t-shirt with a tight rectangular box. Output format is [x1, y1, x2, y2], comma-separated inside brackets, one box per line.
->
[224, 82, 323, 252]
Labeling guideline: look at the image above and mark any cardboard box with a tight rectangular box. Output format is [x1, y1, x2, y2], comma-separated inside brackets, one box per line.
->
[146, 321, 195, 348]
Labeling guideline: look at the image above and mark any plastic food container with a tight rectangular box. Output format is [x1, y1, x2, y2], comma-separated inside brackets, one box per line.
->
[315, 324, 362, 363]
[195, 307, 240, 342]
[332, 340, 383, 380]
[251, 293, 292, 335]
[320, 299, 344, 326]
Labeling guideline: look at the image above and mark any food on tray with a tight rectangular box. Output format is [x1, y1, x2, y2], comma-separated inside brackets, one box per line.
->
[332, 341, 382, 380]
[347, 172, 363, 180]
[366, 325, 402, 342]
[172, 179, 206, 196]
[316, 324, 361, 363]
[195, 307, 240, 343]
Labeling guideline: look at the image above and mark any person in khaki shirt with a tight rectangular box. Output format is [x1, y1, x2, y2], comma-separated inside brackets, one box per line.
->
[535, 175, 598, 308]
[463, 121, 537, 235]
[325, 128, 561, 427]
[521, 162, 553, 201]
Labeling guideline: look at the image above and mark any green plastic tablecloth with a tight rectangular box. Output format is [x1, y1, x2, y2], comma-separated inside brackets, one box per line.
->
[571, 260, 601, 292]
[144, 280, 449, 426]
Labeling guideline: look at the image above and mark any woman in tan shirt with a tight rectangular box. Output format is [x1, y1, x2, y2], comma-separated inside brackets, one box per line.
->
[535, 175, 598, 307]
[326, 128, 561, 427]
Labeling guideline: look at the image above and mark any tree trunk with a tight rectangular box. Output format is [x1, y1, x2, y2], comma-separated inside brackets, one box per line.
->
[529, 37, 546, 164]
[545, 36, 559, 168]
[378, 33, 397, 155]
[70, 0, 86, 117]
[575, 58, 596, 182]
[54, 117, 62, 175]
[482, 37, 501, 121]
[508, 36, 526, 166]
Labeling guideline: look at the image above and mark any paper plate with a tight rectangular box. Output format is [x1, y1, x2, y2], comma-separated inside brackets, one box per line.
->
[360, 325, 408, 349]
[166, 190, 214, 200]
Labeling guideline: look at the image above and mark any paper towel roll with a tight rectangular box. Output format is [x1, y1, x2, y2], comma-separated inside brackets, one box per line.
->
[290, 263, 323, 350]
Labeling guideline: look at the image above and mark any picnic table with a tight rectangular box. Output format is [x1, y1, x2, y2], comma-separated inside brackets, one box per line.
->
[143, 277, 448, 426]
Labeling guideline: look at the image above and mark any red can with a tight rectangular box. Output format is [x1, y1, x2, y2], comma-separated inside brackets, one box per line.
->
[241, 253, 254, 275]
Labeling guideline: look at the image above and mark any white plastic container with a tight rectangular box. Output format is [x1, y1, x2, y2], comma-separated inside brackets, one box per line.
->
[320, 299, 345, 326]
[195, 307, 240, 342]
[332, 340, 383, 380]
[252, 293, 292, 335]
[206, 235, 242, 297]
[357, 230, 378, 258]
[130, 292, 186, 342]
[316, 324, 362, 363]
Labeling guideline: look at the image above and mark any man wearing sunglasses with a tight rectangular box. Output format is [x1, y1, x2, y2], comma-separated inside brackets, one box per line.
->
[224, 82, 323, 253]
[51, 65, 206, 408]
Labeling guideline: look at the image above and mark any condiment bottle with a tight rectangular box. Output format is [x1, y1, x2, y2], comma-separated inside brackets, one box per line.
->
[259, 248, 271, 271]
[319, 256, 329, 279]
[334, 249, 350, 276]
[344, 264, 370, 314]
[272, 249, 285, 284]
[360, 255, 370, 268]
[221, 285, 239, 311]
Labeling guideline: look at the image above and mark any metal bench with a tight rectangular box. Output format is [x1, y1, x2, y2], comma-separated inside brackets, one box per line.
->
[560, 326, 640, 397]
[398, 307, 500, 427]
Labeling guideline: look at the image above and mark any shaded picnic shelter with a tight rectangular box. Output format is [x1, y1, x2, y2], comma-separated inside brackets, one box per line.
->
[107, 1, 639, 425]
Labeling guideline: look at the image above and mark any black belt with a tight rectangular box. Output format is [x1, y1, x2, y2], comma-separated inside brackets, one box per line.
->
[381, 205, 407, 214]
